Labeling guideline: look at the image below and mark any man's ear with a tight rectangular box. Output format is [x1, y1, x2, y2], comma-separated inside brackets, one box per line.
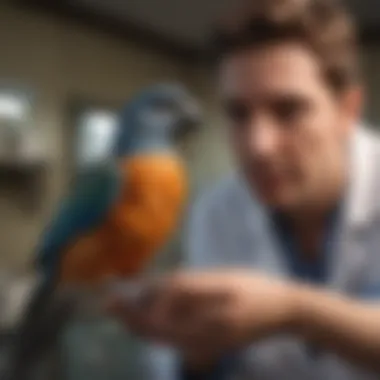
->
[340, 85, 364, 129]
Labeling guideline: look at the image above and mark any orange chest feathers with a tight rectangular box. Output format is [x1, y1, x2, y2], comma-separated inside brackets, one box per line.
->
[59, 155, 188, 284]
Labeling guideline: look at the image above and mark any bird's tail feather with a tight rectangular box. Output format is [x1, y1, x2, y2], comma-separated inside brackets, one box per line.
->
[2, 278, 148, 380]
[2, 277, 72, 380]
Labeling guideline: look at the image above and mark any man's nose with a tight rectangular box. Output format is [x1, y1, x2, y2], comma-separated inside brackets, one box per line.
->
[248, 117, 281, 157]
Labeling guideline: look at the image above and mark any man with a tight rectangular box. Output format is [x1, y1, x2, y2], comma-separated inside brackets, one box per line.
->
[110, 0, 380, 379]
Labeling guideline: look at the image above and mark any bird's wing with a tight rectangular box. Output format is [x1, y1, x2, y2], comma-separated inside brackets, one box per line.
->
[4, 164, 121, 380]
[36, 163, 121, 276]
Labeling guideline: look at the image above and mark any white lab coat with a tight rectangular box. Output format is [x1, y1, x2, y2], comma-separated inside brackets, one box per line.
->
[141, 126, 380, 380]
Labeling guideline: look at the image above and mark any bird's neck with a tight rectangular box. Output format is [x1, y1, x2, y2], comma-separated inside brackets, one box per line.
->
[121, 139, 176, 157]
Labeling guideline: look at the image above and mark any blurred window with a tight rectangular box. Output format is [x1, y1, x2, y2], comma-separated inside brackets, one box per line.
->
[0, 94, 28, 121]
[0, 90, 32, 127]
[0, 89, 33, 156]
[76, 109, 118, 167]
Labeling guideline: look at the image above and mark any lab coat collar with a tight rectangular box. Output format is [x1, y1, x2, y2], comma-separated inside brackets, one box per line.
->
[345, 125, 380, 230]
[329, 125, 380, 292]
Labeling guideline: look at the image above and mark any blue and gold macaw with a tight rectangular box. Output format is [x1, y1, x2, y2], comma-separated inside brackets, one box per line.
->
[5, 83, 201, 380]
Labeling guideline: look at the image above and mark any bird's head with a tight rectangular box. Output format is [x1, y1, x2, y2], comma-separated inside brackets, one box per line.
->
[113, 83, 202, 157]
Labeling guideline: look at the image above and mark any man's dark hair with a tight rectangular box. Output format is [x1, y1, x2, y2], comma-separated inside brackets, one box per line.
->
[213, 0, 359, 93]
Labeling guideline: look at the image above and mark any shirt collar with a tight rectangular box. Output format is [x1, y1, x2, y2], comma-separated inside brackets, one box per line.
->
[344, 125, 378, 230]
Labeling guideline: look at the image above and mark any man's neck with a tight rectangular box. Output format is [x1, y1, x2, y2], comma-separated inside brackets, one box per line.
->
[287, 206, 334, 233]
[288, 165, 347, 231]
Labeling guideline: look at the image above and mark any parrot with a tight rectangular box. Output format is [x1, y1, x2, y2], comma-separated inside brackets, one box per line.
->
[3, 83, 202, 380]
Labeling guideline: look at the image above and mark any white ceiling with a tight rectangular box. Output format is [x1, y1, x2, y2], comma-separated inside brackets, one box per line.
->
[66, 0, 380, 49]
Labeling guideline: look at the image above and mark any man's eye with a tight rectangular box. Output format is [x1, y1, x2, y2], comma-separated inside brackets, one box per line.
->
[271, 98, 308, 124]
[223, 101, 251, 125]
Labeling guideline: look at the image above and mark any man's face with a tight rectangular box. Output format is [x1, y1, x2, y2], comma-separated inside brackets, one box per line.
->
[219, 43, 361, 211]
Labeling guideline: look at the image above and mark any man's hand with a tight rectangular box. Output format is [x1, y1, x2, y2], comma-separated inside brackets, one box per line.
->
[107, 271, 299, 368]
[107, 271, 380, 373]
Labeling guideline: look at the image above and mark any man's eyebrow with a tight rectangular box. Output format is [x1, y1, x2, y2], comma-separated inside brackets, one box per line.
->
[222, 93, 297, 107]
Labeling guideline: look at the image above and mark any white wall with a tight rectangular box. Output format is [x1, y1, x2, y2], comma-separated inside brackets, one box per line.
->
[362, 47, 380, 125]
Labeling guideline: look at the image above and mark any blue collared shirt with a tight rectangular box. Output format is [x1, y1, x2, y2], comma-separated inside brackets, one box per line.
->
[270, 205, 343, 359]
[180, 354, 240, 380]
[271, 204, 342, 285]
[181, 204, 343, 379]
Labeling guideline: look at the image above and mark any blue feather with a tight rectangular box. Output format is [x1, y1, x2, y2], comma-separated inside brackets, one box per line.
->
[113, 83, 191, 157]
[36, 163, 121, 276]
